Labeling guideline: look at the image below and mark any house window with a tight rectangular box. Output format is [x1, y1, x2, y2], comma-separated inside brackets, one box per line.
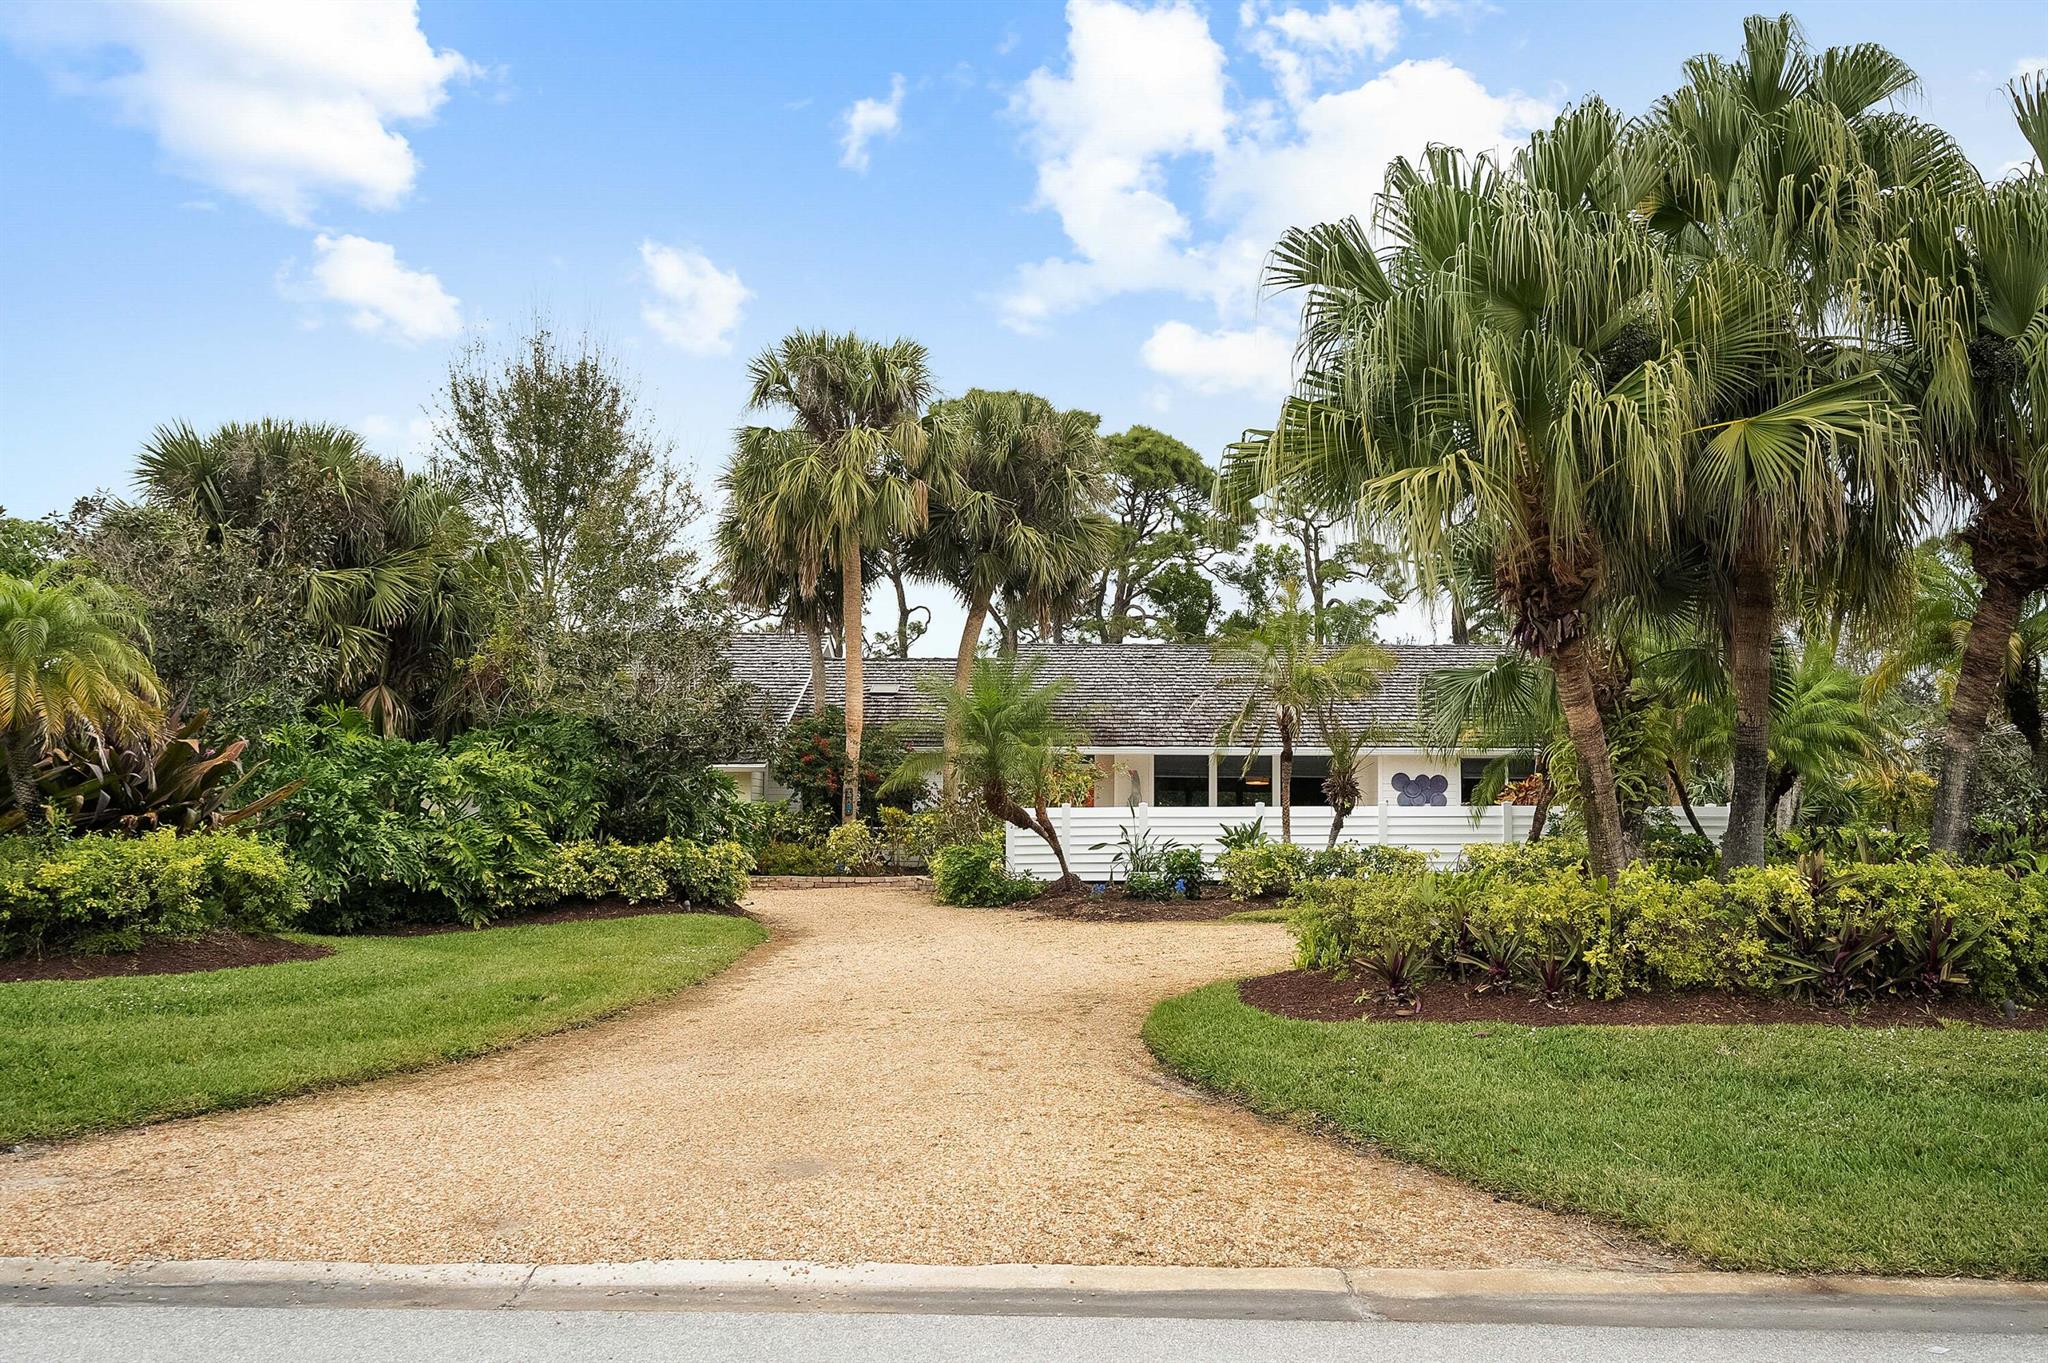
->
[1153, 754, 1209, 807]
[1460, 755, 1535, 804]
[1288, 753, 1330, 807]
[1216, 753, 1270, 807]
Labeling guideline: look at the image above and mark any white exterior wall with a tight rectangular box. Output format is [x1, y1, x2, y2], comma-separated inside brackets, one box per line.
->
[1006, 803, 1734, 880]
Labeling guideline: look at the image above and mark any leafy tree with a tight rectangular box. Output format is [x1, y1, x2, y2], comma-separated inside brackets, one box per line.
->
[917, 389, 1111, 773]
[1078, 425, 1237, 642]
[1232, 103, 1693, 877]
[891, 656, 1090, 890]
[0, 573, 161, 824]
[1860, 78, 2048, 849]
[1218, 486, 1406, 644]
[1637, 13, 1950, 870]
[768, 706, 909, 822]
[729, 330, 938, 823]
[0, 513, 57, 579]
[1211, 580, 1392, 844]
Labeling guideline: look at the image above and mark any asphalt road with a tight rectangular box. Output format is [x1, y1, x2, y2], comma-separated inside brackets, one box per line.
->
[1, 1305, 2037, 1363]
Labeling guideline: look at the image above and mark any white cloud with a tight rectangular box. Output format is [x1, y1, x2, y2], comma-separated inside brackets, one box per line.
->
[359, 413, 436, 466]
[2015, 56, 2048, 79]
[999, 0, 1551, 359]
[1140, 320, 1295, 397]
[288, 233, 462, 343]
[839, 74, 905, 172]
[639, 241, 751, 355]
[4, 0, 472, 223]
[1242, 1, 1401, 107]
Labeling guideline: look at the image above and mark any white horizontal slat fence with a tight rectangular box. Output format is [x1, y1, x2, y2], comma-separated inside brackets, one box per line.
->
[1006, 803, 1732, 881]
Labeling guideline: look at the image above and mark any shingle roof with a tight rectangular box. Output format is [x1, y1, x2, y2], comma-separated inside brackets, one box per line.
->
[727, 633, 1500, 752]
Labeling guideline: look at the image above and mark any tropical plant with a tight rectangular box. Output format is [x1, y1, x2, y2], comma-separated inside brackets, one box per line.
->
[890, 655, 1089, 890]
[729, 331, 938, 823]
[1211, 579, 1392, 844]
[1229, 101, 1694, 878]
[1858, 78, 2048, 849]
[3, 710, 295, 835]
[0, 573, 162, 826]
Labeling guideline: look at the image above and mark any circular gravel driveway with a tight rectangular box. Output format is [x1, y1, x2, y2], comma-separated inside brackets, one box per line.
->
[0, 885, 1664, 1268]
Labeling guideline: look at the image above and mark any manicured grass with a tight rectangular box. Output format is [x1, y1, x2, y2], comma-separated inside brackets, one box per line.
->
[1146, 982, 2048, 1279]
[0, 912, 765, 1143]
[1223, 906, 1293, 923]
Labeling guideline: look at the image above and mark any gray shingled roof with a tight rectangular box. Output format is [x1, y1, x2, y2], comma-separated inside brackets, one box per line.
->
[726, 633, 1499, 753]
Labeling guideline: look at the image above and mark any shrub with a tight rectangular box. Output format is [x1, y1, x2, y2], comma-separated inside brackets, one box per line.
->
[754, 841, 838, 876]
[1459, 837, 1588, 881]
[670, 839, 753, 908]
[1158, 846, 1206, 897]
[768, 708, 909, 819]
[545, 841, 675, 904]
[1218, 842, 1312, 900]
[1126, 869, 1173, 900]
[0, 830, 305, 957]
[824, 821, 882, 873]
[931, 833, 1038, 907]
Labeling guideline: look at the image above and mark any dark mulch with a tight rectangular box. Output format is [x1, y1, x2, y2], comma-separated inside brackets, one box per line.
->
[0, 930, 334, 985]
[1240, 968, 2046, 1030]
[1023, 886, 1253, 922]
[368, 896, 749, 937]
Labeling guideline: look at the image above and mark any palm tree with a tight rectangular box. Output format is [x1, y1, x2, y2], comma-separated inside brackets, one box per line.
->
[715, 443, 844, 714]
[733, 331, 936, 823]
[1212, 580, 1391, 844]
[890, 655, 1089, 890]
[1232, 101, 1693, 877]
[918, 390, 1112, 775]
[1859, 79, 2048, 849]
[1419, 651, 1565, 842]
[0, 573, 162, 825]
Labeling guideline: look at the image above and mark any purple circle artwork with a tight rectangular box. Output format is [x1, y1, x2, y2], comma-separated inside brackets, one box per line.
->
[1391, 771, 1448, 807]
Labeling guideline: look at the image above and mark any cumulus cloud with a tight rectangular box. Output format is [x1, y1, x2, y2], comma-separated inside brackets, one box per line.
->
[839, 74, 905, 172]
[1242, 1, 1401, 107]
[999, 0, 1551, 371]
[1140, 320, 1295, 397]
[639, 241, 751, 355]
[287, 234, 462, 343]
[3, 0, 474, 223]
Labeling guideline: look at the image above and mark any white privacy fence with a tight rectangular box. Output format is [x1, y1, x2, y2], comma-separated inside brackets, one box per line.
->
[1006, 803, 1733, 881]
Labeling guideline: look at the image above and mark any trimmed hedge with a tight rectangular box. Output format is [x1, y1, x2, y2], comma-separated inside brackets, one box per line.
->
[538, 839, 753, 911]
[1218, 841, 1429, 901]
[1290, 854, 2048, 1004]
[931, 833, 1039, 907]
[0, 831, 305, 957]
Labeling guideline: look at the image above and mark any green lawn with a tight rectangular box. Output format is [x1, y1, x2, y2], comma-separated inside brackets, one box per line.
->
[1145, 981, 2048, 1279]
[0, 912, 765, 1144]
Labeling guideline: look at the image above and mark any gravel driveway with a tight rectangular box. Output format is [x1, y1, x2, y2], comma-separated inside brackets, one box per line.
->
[0, 886, 1664, 1268]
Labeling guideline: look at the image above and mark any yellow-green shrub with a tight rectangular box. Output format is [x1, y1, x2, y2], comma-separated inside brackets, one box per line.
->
[0, 831, 305, 957]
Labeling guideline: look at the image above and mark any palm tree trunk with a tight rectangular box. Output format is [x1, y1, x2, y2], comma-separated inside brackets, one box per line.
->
[1932, 572, 2026, 851]
[1721, 555, 1775, 872]
[1668, 759, 1707, 839]
[805, 619, 827, 717]
[1277, 710, 1294, 844]
[6, 735, 44, 829]
[839, 534, 865, 825]
[1549, 637, 1626, 880]
[944, 587, 992, 800]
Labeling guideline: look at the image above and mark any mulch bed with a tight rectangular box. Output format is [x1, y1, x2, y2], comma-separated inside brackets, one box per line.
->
[1240, 968, 2046, 1030]
[0, 930, 334, 985]
[1023, 886, 1255, 922]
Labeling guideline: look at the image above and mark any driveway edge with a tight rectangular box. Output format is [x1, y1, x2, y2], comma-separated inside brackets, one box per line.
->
[0, 1257, 2043, 1330]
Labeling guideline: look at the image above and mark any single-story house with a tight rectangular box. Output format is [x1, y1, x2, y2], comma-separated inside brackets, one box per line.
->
[718, 633, 1524, 809]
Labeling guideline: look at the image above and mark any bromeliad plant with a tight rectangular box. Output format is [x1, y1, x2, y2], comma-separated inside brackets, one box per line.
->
[4, 710, 297, 836]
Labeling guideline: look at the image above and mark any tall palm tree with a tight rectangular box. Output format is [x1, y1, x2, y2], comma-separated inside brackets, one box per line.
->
[732, 331, 937, 823]
[1637, 13, 1960, 868]
[1212, 580, 1391, 844]
[1232, 101, 1692, 877]
[715, 442, 844, 714]
[1859, 79, 2048, 848]
[890, 655, 1089, 890]
[918, 390, 1113, 774]
[0, 573, 162, 824]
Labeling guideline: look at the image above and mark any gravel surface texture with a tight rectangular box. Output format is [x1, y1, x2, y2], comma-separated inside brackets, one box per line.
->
[0, 886, 1667, 1268]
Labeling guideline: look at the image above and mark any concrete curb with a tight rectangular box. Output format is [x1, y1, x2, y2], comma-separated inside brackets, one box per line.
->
[2, 1257, 2044, 1330]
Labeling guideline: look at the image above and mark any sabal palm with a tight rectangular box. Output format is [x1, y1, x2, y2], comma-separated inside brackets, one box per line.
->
[918, 390, 1113, 753]
[1212, 581, 1391, 844]
[891, 655, 1088, 889]
[1232, 101, 1690, 876]
[1858, 78, 2048, 847]
[733, 331, 936, 822]
[0, 573, 162, 824]
[715, 439, 845, 715]
[1637, 13, 1956, 868]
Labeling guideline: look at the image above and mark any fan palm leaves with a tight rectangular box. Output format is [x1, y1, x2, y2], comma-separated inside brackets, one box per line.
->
[730, 331, 937, 823]
[1855, 82, 2048, 846]
[0, 572, 162, 825]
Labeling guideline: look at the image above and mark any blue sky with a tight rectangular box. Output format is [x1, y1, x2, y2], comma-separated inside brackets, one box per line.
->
[3, 1, 2043, 643]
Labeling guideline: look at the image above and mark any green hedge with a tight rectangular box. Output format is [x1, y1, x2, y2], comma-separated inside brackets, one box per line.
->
[931, 833, 1039, 906]
[1290, 855, 2048, 1004]
[535, 839, 753, 911]
[1217, 841, 1429, 901]
[0, 831, 305, 957]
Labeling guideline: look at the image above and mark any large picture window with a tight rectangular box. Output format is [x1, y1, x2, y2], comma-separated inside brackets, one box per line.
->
[1153, 754, 1208, 807]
